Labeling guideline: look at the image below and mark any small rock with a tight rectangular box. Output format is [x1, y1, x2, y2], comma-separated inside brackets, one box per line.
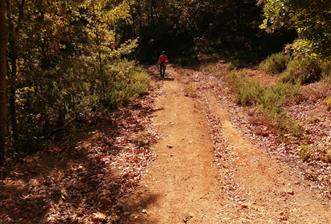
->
[167, 145, 174, 149]
[183, 214, 193, 223]
[239, 203, 249, 209]
[286, 189, 295, 195]
[93, 212, 107, 221]
[279, 211, 289, 221]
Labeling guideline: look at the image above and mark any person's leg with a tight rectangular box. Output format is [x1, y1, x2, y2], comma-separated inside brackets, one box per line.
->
[160, 64, 165, 78]
[160, 64, 163, 78]
[163, 65, 166, 78]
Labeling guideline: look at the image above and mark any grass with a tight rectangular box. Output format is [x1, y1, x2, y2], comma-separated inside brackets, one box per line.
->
[298, 145, 314, 161]
[106, 61, 151, 105]
[276, 113, 303, 137]
[227, 71, 263, 106]
[279, 58, 322, 84]
[259, 53, 331, 85]
[326, 146, 331, 163]
[325, 97, 331, 111]
[321, 60, 331, 77]
[183, 84, 197, 98]
[204, 63, 219, 73]
[259, 52, 289, 74]
[297, 144, 331, 163]
[324, 75, 331, 84]
[226, 70, 303, 136]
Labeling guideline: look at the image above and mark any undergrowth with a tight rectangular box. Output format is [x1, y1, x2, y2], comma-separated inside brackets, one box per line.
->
[260, 53, 331, 85]
[15, 59, 150, 152]
[226, 70, 303, 136]
[259, 52, 289, 74]
[326, 146, 331, 162]
[298, 145, 314, 161]
[279, 58, 322, 84]
[325, 97, 331, 111]
[297, 144, 331, 163]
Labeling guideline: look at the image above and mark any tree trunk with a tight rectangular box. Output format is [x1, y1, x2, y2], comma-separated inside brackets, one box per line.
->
[0, 0, 8, 165]
[7, 0, 25, 147]
[8, 18, 18, 146]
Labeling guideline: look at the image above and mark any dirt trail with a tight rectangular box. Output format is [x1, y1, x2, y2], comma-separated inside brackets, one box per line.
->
[205, 93, 331, 223]
[129, 72, 223, 223]
[128, 67, 331, 223]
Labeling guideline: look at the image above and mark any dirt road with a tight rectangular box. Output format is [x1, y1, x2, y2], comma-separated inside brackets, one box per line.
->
[128, 67, 331, 223]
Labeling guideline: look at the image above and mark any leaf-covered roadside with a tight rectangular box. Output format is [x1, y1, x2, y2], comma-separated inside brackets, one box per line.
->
[0, 80, 160, 224]
[176, 63, 331, 199]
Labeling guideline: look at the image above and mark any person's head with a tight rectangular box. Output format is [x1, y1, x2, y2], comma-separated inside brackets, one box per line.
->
[162, 50, 166, 55]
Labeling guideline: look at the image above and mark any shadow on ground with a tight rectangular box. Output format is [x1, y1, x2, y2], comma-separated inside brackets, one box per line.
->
[0, 94, 159, 223]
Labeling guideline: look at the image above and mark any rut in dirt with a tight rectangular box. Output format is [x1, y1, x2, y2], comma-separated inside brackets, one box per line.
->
[126, 66, 331, 224]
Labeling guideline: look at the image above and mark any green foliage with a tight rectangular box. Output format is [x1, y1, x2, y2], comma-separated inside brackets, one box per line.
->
[125, 0, 294, 63]
[5, 0, 149, 153]
[227, 71, 302, 136]
[298, 145, 314, 161]
[15, 58, 150, 152]
[286, 39, 319, 60]
[326, 146, 331, 163]
[227, 71, 264, 106]
[260, 82, 299, 117]
[320, 60, 331, 78]
[325, 97, 331, 111]
[259, 52, 289, 74]
[261, 0, 331, 58]
[105, 61, 150, 105]
[280, 58, 322, 84]
[228, 71, 298, 111]
[276, 113, 303, 137]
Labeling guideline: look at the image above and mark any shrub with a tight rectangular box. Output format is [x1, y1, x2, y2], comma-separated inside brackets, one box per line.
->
[227, 71, 264, 106]
[226, 71, 302, 137]
[298, 145, 314, 161]
[101, 60, 150, 106]
[276, 113, 303, 137]
[228, 72, 298, 115]
[320, 60, 331, 77]
[325, 97, 331, 111]
[259, 52, 289, 74]
[280, 58, 322, 84]
[321, 60, 331, 84]
[325, 146, 331, 163]
[227, 63, 237, 71]
[15, 58, 150, 152]
[259, 82, 299, 117]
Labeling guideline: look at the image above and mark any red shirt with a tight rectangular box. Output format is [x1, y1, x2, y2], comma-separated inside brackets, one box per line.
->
[159, 54, 169, 64]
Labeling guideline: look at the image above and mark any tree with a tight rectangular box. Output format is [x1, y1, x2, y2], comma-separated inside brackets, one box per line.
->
[122, 0, 294, 62]
[0, 0, 8, 165]
[2, 0, 142, 153]
[260, 0, 331, 58]
[7, 0, 25, 147]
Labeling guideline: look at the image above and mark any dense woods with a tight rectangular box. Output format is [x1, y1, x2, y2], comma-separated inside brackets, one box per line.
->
[0, 0, 330, 164]
[124, 0, 296, 63]
[1, 0, 150, 164]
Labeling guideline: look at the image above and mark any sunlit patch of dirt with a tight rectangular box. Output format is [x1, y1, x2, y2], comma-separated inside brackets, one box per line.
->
[177, 62, 331, 200]
[240, 68, 277, 87]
